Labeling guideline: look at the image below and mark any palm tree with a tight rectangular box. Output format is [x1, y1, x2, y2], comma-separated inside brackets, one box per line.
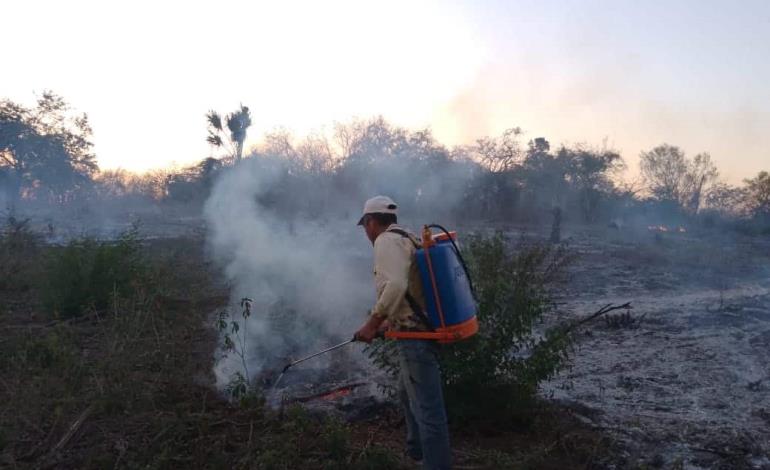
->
[206, 104, 252, 164]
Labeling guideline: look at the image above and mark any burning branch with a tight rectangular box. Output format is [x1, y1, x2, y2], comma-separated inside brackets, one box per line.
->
[287, 382, 366, 404]
[647, 225, 687, 233]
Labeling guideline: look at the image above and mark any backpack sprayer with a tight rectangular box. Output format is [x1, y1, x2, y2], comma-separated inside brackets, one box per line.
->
[384, 224, 479, 343]
[274, 224, 478, 386]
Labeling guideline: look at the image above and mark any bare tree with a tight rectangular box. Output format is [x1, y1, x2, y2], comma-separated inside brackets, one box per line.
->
[474, 127, 524, 173]
[296, 133, 336, 174]
[560, 144, 624, 222]
[639, 144, 718, 213]
[260, 128, 295, 160]
[256, 129, 336, 174]
[639, 144, 689, 202]
[704, 182, 745, 217]
[683, 153, 719, 213]
[334, 116, 407, 164]
[743, 171, 770, 218]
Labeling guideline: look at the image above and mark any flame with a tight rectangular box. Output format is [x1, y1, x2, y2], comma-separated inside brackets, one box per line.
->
[647, 225, 686, 233]
[289, 382, 365, 404]
[320, 388, 353, 401]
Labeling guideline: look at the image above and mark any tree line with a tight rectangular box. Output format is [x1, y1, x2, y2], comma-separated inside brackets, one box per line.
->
[2, 93, 768, 229]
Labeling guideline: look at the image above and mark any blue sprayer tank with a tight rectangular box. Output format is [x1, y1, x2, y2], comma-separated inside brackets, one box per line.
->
[413, 228, 478, 342]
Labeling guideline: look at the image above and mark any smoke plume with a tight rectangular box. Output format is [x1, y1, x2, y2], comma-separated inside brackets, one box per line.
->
[203, 142, 477, 389]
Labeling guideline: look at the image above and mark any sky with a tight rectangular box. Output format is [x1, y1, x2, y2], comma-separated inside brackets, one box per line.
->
[3, 0, 769, 183]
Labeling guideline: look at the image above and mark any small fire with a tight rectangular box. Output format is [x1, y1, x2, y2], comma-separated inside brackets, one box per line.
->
[289, 382, 366, 404]
[647, 225, 687, 233]
[320, 388, 353, 401]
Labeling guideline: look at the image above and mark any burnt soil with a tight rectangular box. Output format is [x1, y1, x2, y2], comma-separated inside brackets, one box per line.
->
[542, 225, 770, 469]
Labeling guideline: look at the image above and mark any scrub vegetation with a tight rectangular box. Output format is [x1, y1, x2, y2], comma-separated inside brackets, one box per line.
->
[367, 233, 582, 427]
[2, 93, 768, 468]
[0, 222, 618, 469]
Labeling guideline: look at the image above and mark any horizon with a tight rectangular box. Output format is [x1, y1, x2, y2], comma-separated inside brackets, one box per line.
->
[4, 0, 769, 184]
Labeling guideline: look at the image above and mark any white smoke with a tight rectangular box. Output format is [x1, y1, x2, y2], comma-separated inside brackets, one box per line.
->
[203, 138, 479, 391]
[204, 157, 375, 389]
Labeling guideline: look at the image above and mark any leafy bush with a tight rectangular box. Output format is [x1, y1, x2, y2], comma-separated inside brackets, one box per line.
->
[0, 217, 42, 291]
[441, 233, 573, 424]
[321, 418, 352, 461]
[355, 445, 402, 469]
[20, 329, 78, 369]
[368, 232, 574, 426]
[42, 226, 150, 318]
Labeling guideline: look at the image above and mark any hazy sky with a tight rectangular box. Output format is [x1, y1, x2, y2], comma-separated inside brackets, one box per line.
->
[3, 0, 769, 182]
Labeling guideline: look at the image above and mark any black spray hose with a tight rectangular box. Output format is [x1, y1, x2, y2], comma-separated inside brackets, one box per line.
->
[427, 224, 478, 304]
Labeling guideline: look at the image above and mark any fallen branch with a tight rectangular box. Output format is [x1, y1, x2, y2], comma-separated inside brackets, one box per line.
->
[689, 445, 746, 458]
[35, 404, 96, 469]
[564, 302, 633, 334]
[208, 419, 251, 427]
[51, 403, 95, 453]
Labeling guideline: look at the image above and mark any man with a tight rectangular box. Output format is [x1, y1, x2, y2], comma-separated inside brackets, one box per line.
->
[354, 195, 452, 470]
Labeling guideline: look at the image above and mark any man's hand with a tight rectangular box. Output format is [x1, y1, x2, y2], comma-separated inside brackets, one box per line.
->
[355, 315, 386, 343]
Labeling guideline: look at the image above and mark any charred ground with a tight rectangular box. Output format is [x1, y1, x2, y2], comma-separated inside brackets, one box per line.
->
[1, 229, 624, 470]
[2, 219, 768, 469]
[544, 225, 770, 469]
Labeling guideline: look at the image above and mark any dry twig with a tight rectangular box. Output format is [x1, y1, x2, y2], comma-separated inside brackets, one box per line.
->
[565, 302, 633, 334]
[51, 404, 96, 453]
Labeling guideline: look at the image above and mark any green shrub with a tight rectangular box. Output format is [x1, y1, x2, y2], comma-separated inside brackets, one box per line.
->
[321, 418, 351, 461]
[42, 226, 150, 318]
[17, 328, 78, 370]
[354, 445, 402, 469]
[0, 217, 41, 291]
[368, 232, 574, 426]
[441, 233, 574, 425]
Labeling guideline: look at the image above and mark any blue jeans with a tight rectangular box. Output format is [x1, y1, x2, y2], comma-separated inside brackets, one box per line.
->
[397, 339, 452, 470]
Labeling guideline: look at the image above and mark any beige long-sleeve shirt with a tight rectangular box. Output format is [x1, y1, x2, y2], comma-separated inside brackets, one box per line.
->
[370, 224, 428, 330]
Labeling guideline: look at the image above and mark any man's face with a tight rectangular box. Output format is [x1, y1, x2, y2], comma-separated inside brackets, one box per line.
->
[361, 215, 378, 245]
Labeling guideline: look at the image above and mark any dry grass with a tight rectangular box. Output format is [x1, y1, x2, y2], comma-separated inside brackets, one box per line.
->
[0, 235, 623, 469]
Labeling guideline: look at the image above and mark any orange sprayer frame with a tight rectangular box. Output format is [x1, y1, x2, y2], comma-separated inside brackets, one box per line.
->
[384, 317, 479, 344]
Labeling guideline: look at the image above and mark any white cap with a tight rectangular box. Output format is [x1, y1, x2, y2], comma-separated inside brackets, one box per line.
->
[357, 195, 398, 225]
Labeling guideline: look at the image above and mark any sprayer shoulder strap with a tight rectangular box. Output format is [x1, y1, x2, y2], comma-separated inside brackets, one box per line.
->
[385, 228, 434, 331]
[385, 228, 421, 249]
